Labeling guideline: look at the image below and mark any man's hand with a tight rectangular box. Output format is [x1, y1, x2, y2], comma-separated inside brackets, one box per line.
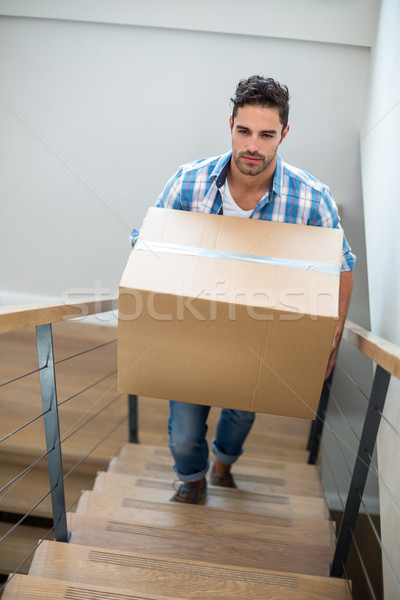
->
[325, 332, 341, 379]
[325, 270, 354, 379]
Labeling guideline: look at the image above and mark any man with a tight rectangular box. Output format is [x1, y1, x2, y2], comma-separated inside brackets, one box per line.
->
[153, 75, 355, 504]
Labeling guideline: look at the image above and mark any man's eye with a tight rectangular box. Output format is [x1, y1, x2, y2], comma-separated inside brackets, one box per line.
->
[263, 134, 273, 138]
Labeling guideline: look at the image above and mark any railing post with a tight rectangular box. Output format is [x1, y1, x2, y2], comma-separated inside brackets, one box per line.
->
[36, 323, 69, 542]
[330, 365, 391, 578]
[128, 394, 139, 443]
[308, 371, 333, 464]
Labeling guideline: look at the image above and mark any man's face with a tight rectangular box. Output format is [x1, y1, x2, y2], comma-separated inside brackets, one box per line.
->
[230, 105, 289, 177]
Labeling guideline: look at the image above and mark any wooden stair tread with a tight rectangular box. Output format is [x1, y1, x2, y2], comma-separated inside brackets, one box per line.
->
[136, 399, 311, 453]
[128, 435, 309, 461]
[76, 490, 335, 548]
[0, 323, 124, 476]
[227, 430, 308, 451]
[67, 511, 332, 576]
[27, 540, 349, 600]
[0, 445, 113, 478]
[1, 574, 177, 600]
[96, 472, 329, 520]
[118, 443, 319, 479]
[0, 523, 53, 575]
[0, 461, 93, 518]
[138, 411, 309, 452]
[122, 440, 309, 463]
[0, 397, 127, 466]
[138, 397, 311, 438]
[138, 395, 310, 428]
[139, 419, 309, 452]
[84, 486, 335, 546]
[108, 456, 323, 498]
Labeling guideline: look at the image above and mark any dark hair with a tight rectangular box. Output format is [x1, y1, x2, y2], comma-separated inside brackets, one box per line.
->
[231, 75, 290, 130]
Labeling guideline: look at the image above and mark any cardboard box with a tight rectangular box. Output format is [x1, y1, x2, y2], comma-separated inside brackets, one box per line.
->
[118, 207, 342, 419]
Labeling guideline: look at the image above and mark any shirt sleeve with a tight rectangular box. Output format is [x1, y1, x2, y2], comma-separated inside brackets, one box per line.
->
[310, 185, 356, 272]
[130, 168, 185, 246]
[155, 168, 184, 209]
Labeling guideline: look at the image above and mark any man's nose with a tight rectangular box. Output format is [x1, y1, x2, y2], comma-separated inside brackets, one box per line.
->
[247, 136, 259, 153]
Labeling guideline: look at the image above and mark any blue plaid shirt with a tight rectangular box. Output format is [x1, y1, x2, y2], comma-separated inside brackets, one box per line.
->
[136, 151, 355, 271]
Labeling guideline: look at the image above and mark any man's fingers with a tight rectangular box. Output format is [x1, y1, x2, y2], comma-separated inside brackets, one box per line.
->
[325, 347, 338, 380]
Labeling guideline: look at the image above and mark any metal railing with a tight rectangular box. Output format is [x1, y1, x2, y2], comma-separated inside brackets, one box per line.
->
[1, 299, 400, 598]
[0, 297, 128, 592]
[308, 319, 400, 597]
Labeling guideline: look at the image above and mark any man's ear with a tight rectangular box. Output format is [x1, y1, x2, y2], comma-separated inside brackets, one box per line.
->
[229, 114, 233, 132]
[280, 124, 290, 143]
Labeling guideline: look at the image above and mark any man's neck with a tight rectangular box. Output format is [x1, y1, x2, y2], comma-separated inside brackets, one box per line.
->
[226, 157, 277, 211]
[227, 156, 276, 194]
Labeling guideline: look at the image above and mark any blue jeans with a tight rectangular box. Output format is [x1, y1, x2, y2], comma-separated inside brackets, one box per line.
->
[168, 400, 256, 482]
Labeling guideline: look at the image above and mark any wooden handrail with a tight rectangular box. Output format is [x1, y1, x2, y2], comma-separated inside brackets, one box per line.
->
[0, 297, 118, 334]
[344, 319, 400, 379]
[1, 299, 399, 378]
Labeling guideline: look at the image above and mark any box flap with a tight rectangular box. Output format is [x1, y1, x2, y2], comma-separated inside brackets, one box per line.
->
[120, 208, 341, 319]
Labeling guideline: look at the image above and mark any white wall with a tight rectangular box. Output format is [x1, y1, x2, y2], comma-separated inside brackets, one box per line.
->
[0, 4, 372, 307]
[0, 0, 378, 523]
[0, 0, 380, 47]
[360, 0, 400, 596]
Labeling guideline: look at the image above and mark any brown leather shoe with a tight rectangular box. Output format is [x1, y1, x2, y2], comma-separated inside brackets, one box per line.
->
[170, 480, 207, 504]
[210, 464, 237, 488]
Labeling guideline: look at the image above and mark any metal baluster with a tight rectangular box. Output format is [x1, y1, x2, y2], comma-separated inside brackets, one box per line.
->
[308, 371, 333, 464]
[330, 365, 391, 578]
[128, 394, 139, 443]
[36, 324, 69, 542]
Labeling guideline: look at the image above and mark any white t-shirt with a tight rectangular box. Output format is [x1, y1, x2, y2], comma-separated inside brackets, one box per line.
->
[222, 180, 253, 218]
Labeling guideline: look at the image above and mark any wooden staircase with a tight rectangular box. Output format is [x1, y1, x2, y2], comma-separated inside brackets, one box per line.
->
[2, 396, 351, 599]
[0, 322, 127, 577]
[0, 323, 126, 519]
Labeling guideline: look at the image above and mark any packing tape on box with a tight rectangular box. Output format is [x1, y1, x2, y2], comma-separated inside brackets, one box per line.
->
[135, 240, 340, 276]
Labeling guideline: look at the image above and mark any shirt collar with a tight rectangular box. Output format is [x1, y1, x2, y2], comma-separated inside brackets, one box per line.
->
[210, 151, 232, 188]
[210, 151, 283, 198]
[272, 153, 283, 198]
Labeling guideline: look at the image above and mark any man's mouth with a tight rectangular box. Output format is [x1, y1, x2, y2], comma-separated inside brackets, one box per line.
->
[242, 155, 262, 164]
